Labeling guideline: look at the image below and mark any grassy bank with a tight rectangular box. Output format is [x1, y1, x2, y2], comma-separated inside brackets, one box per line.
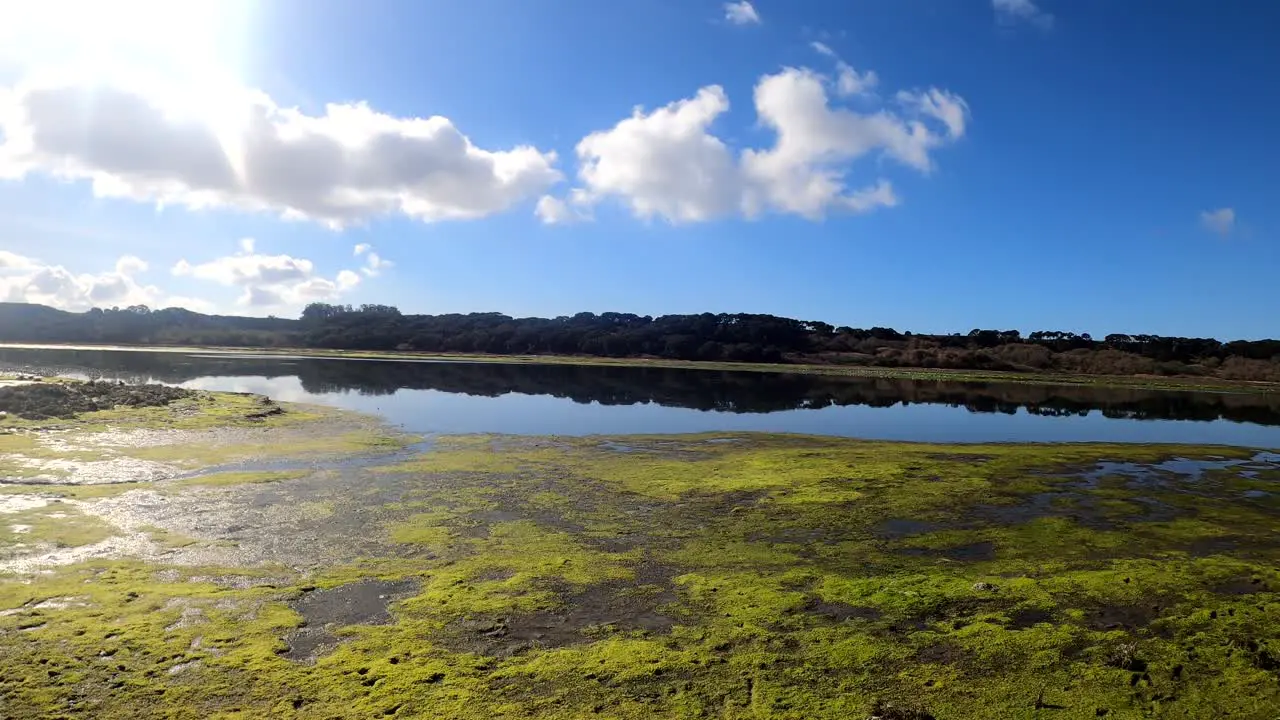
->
[4, 342, 1279, 395]
[3, 426, 1280, 718]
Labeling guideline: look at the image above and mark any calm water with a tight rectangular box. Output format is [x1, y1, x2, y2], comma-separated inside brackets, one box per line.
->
[2, 346, 1280, 447]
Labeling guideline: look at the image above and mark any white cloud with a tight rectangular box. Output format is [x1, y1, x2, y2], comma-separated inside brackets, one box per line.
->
[114, 255, 148, 276]
[0, 75, 563, 227]
[1200, 207, 1236, 236]
[535, 190, 595, 225]
[993, 0, 1054, 29]
[535, 195, 573, 225]
[810, 42, 836, 58]
[724, 1, 760, 25]
[835, 63, 879, 97]
[172, 238, 363, 308]
[0, 251, 172, 311]
[808, 42, 878, 97]
[574, 86, 741, 223]
[352, 244, 393, 276]
[896, 88, 968, 139]
[553, 65, 966, 223]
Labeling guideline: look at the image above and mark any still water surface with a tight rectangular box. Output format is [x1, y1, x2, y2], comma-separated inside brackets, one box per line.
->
[2, 346, 1279, 448]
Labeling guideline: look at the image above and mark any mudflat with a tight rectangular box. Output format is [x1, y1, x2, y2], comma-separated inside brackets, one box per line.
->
[3, 381, 1280, 718]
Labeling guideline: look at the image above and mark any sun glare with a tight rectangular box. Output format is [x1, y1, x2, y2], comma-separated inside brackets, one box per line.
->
[0, 0, 252, 83]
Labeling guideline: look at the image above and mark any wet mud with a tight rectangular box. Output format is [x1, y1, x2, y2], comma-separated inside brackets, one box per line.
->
[283, 579, 420, 662]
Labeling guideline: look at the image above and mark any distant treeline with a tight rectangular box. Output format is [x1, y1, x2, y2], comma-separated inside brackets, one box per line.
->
[1, 301, 1278, 382]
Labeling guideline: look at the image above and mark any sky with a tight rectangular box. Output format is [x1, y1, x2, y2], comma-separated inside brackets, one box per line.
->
[0, 0, 1276, 339]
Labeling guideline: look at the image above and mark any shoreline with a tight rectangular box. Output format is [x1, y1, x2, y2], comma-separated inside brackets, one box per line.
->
[3, 341, 1278, 395]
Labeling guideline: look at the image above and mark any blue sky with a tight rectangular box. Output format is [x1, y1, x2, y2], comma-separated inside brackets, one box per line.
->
[0, 0, 1275, 338]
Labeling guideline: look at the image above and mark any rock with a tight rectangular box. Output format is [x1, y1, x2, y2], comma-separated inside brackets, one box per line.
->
[972, 582, 998, 592]
[868, 700, 937, 720]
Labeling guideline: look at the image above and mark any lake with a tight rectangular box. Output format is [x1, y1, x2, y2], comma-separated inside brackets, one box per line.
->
[2, 345, 1279, 447]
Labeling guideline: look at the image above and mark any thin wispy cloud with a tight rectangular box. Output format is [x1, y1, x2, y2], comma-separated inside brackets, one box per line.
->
[810, 41, 836, 58]
[1200, 207, 1236, 237]
[992, 0, 1054, 30]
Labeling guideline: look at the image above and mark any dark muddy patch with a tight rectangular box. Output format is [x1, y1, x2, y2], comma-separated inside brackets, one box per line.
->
[898, 541, 996, 562]
[1084, 603, 1161, 632]
[746, 527, 840, 545]
[0, 381, 195, 420]
[1007, 607, 1055, 629]
[471, 568, 519, 583]
[281, 626, 340, 663]
[1184, 535, 1265, 557]
[439, 575, 679, 657]
[875, 518, 943, 540]
[804, 599, 882, 623]
[1211, 577, 1270, 596]
[1126, 496, 1184, 523]
[915, 642, 965, 665]
[457, 509, 526, 538]
[695, 489, 767, 513]
[925, 453, 994, 464]
[973, 491, 1121, 530]
[281, 578, 420, 662]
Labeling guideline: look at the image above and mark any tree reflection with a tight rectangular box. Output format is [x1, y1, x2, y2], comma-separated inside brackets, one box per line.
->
[2, 348, 1279, 427]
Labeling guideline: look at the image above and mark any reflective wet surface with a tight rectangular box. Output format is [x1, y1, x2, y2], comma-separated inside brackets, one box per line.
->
[2, 345, 1280, 446]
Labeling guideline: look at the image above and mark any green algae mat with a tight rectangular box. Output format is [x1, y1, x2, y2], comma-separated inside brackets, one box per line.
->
[4, 414, 1280, 717]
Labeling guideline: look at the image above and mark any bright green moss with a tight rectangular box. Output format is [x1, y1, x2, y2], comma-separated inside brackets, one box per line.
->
[3, 433, 1280, 718]
[0, 501, 115, 550]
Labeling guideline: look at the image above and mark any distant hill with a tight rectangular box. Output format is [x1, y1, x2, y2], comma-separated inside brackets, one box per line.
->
[1, 301, 1277, 382]
[0, 302, 301, 347]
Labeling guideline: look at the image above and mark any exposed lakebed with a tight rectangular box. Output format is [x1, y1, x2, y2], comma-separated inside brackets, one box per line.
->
[3, 355, 1280, 717]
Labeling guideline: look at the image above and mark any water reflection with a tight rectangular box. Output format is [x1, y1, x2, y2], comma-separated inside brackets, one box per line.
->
[1, 347, 1279, 446]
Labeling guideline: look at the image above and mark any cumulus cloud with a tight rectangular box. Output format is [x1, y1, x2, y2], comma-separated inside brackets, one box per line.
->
[993, 0, 1054, 29]
[535, 189, 595, 225]
[0, 76, 562, 227]
[173, 238, 362, 308]
[724, 1, 760, 25]
[535, 196, 573, 225]
[0, 250, 191, 311]
[353, 243, 393, 277]
[575, 87, 741, 223]
[551, 66, 966, 223]
[835, 65, 879, 97]
[1200, 207, 1236, 237]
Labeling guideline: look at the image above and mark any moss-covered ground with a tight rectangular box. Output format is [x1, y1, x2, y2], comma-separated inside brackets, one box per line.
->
[4, 431, 1280, 718]
[0, 383, 408, 484]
